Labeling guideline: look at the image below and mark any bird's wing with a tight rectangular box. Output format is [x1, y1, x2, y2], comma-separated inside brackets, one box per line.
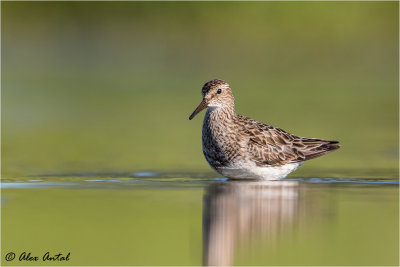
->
[239, 117, 340, 166]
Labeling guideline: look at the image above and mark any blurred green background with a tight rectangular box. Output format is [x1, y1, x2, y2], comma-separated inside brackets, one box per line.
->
[2, 3, 399, 266]
[2, 1, 399, 178]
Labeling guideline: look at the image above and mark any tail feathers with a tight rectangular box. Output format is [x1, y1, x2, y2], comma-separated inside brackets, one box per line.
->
[301, 139, 340, 161]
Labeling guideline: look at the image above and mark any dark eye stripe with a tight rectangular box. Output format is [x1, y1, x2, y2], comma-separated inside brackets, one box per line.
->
[217, 89, 222, 94]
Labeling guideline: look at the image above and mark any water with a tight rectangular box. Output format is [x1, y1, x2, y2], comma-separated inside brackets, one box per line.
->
[2, 173, 398, 266]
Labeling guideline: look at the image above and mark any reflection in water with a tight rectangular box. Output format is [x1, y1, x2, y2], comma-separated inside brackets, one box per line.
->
[203, 181, 300, 266]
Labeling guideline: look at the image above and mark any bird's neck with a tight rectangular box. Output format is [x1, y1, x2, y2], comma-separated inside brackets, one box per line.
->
[206, 105, 236, 122]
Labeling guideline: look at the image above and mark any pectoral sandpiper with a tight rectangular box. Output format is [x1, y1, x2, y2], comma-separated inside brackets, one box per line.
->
[189, 79, 340, 180]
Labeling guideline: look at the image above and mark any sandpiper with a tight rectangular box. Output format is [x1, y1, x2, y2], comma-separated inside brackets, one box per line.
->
[189, 79, 340, 180]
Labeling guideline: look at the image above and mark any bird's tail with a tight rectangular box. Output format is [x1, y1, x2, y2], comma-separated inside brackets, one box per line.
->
[301, 139, 340, 161]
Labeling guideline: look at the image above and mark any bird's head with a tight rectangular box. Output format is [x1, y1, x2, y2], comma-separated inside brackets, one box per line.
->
[189, 79, 235, 120]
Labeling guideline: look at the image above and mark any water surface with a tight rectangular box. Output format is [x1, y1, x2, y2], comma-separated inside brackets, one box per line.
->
[2, 173, 398, 266]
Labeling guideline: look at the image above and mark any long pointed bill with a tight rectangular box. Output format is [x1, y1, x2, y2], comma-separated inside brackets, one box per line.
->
[189, 99, 208, 120]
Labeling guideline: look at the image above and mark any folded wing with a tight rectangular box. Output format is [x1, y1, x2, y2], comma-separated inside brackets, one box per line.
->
[244, 121, 340, 166]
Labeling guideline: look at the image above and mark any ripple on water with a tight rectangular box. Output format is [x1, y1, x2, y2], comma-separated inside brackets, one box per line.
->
[1, 172, 398, 189]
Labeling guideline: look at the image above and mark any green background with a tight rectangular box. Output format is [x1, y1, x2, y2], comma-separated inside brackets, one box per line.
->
[2, 2, 398, 177]
[2, 2, 399, 266]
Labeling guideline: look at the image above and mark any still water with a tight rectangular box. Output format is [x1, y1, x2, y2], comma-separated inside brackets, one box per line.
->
[2, 173, 399, 266]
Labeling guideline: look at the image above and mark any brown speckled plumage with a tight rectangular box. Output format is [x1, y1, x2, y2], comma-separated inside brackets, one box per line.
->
[189, 79, 340, 179]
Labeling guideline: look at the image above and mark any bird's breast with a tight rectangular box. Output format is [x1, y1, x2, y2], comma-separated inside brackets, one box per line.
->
[201, 109, 243, 168]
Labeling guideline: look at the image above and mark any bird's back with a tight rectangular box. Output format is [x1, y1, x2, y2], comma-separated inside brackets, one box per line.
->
[234, 114, 340, 166]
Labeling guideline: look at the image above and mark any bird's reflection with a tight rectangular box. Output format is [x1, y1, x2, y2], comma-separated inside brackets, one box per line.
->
[203, 180, 300, 266]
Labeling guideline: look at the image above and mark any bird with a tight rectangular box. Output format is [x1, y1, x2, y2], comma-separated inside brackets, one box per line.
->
[189, 79, 340, 180]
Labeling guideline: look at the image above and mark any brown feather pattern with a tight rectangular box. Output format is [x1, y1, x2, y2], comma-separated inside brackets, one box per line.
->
[191, 79, 340, 177]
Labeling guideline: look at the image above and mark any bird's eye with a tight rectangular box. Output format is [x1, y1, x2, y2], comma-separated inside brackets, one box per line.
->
[217, 89, 222, 94]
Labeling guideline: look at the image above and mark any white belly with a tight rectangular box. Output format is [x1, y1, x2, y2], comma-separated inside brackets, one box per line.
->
[216, 162, 303, 180]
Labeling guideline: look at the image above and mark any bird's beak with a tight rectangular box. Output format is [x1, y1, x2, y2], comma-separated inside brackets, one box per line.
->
[189, 99, 208, 120]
